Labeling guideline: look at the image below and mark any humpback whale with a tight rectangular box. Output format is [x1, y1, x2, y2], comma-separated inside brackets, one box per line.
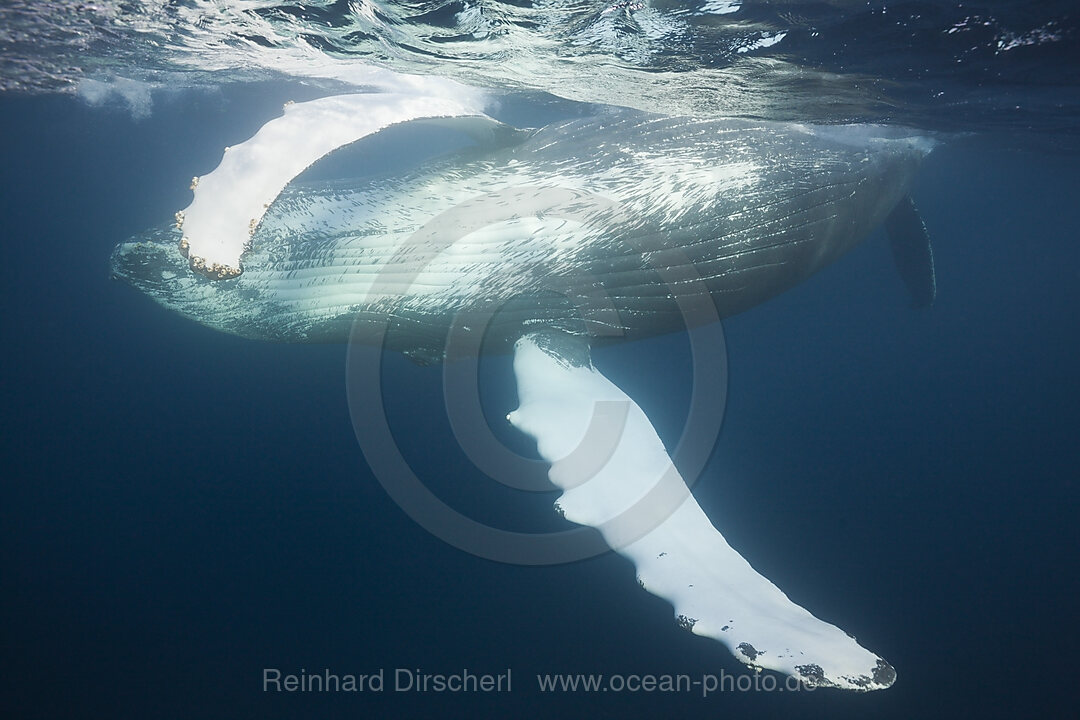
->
[111, 93, 934, 691]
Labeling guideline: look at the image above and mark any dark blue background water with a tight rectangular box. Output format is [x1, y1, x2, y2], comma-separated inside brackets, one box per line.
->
[1, 82, 1078, 719]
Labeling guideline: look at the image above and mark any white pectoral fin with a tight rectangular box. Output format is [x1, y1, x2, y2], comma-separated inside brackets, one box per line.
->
[177, 92, 500, 278]
[507, 333, 895, 691]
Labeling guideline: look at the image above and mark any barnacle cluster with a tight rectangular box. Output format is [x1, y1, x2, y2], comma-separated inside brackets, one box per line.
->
[177, 236, 242, 280]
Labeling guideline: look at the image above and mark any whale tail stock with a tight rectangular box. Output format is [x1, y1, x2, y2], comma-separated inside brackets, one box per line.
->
[886, 194, 937, 308]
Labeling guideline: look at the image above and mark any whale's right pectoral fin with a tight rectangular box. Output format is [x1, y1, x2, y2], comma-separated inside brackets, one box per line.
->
[507, 332, 895, 691]
[886, 194, 937, 308]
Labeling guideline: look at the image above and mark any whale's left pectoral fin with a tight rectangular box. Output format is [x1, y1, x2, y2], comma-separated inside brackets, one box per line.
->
[507, 333, 895, 691]
[886, 194, 937, 308]
[177, 92, 514, 279]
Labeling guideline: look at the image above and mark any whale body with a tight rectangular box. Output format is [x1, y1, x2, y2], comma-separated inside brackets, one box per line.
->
[111, 109, 931, 357]
[111, 103, 933, 690]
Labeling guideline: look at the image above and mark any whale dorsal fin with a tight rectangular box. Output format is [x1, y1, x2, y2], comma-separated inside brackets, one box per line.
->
[885, 194, 937, 308]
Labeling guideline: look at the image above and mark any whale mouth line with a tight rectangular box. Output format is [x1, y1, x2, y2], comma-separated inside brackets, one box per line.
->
[111, 94, 925, 687]
[112, 101, 928, 352]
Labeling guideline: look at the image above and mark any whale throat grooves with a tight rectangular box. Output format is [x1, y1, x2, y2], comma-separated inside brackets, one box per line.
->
[112, 107, 931, 347]
[507, 333, 896, 691]
[108, 92, 927, 691]
[176, 92, 493, 279]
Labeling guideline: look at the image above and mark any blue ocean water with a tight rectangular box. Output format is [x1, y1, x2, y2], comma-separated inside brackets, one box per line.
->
[2, 2, 1079, 718]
